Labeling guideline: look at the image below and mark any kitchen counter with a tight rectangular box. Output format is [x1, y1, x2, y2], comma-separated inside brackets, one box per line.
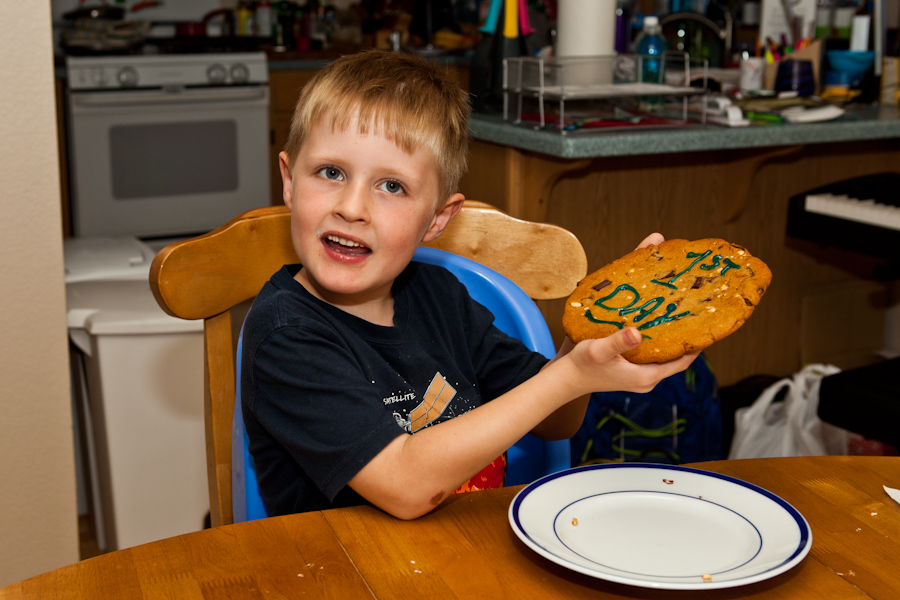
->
[459, 104, 900, 387]
[469, 104, 900, 159]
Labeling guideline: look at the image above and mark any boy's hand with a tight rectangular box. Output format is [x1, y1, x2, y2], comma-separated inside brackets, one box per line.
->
[564, 327, 698, 396]
[635, 232, 664, 250]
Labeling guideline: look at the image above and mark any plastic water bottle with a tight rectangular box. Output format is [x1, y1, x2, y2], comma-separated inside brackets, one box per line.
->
[635, 15, 666, 109]
[636, 16, 666, 84]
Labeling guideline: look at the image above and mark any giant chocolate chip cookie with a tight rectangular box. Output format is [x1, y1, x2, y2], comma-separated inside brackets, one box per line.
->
[562, 238, 772, 363]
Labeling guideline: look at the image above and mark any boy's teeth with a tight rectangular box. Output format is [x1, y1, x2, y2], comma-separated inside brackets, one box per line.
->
[327, 235, 361, 248]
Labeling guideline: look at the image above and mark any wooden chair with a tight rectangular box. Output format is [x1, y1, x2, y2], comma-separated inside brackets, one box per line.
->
[150, 201, 588, 526]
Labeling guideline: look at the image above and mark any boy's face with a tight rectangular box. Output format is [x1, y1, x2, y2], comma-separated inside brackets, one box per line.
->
[279, 113, 463, 310]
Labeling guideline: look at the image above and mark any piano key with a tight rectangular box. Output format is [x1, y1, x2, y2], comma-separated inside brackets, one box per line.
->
[805, 193, 900, 232]
[786, 172, 900, 266]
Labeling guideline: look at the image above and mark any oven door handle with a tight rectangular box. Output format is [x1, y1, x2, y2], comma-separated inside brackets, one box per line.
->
[70, 86, 268, 108]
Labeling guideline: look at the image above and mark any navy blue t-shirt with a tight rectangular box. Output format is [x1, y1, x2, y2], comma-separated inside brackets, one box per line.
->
[241, 261, 548, 515]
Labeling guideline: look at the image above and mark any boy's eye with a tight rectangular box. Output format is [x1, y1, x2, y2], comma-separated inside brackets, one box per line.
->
[378, 180, 404, 194]
[317, 167, 343, 181]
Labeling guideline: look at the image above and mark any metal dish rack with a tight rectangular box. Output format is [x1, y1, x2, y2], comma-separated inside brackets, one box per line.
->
[502, 53, 709, 133]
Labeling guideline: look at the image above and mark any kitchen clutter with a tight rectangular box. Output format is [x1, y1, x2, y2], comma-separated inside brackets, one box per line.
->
[774, 58, 814, 96]
[488, 0, 900, 131]
[54, 0, 492, 57]
[59, 2, 153, 54]
[823, 48, 875, 97]
[56, 0, 351, 55]
[484, 0, 892, 132]
[53, 0, 896, 90]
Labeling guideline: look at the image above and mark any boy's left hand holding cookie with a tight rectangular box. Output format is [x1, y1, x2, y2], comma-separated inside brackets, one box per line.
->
[549, 325, 699, 400]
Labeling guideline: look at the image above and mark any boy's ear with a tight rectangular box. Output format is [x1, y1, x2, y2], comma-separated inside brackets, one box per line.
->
[421, 193, 465, 243]
[278, 151, 294, 209]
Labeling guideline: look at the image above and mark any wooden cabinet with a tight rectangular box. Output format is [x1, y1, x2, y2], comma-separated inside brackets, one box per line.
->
[268, 69, 319, 206]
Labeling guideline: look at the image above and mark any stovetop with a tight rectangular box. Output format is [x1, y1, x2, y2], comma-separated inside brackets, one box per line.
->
[65, 50, 269, 90]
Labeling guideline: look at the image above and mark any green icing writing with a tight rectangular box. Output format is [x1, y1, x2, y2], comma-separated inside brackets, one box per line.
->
[651, 250, 711, 289]
[589, 285, 688, 332]
[652, 279, 677, 290]
[620, 296, 664, 322]
[595, 284, 640, 311]
[698, 254, 741, 275]
[721, 257, 741, 275]
[585, 310, 624, 329]
[580, 310, 656, 338]
[636, 303, 690, 330]
[583, 248, 741, 331]
[700, 254, 722, 270]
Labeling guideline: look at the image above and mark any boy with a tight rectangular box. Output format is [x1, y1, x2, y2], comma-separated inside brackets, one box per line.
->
[241, 50, 697, 520]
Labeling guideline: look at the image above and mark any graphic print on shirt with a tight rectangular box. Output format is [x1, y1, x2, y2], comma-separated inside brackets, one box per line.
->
[392, 371, 456, 433]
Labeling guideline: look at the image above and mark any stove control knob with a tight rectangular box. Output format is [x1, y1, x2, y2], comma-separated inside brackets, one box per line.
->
[230, 63, 250, 84]
[117, 67, 138, 88]
[207, 64, 227, 84]
[91, 67, 108, 87]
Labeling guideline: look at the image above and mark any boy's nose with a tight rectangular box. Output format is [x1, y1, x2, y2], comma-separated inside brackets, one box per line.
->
[334, 184, 370, 222]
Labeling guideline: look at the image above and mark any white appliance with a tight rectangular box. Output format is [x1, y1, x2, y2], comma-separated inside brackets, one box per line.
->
[65, 236, 208, 551]
[63, 51, 272, 551]
[65, 52, 270, 237]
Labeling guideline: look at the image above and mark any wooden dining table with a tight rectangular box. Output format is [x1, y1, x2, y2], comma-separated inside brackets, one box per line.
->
[2, 456, 899, 599]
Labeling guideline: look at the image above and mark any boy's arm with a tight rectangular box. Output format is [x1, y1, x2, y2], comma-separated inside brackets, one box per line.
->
[348, 327, 697, 520]
[526, 336, 589, 441]
[526, 231, 669, 441]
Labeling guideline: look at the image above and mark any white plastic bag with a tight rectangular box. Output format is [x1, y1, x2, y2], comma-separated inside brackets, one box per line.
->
[728, 364, 851, 459]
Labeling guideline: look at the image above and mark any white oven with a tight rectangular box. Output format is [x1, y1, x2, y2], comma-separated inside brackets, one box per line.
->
[66, 52, 271, 238]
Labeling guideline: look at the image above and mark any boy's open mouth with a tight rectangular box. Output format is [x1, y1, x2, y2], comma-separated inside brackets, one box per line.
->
[324, 234, 371, 256]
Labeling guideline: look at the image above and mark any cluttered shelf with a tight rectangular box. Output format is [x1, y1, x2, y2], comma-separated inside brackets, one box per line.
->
[469, 103, 900, 158]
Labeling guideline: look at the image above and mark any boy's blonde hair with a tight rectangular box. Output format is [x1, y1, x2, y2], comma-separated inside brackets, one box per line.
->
[283, 50, 471, 202]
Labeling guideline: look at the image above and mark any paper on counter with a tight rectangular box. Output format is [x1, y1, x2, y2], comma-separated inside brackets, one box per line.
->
[780, 105, 845, 123]
[884, 485, 900, 506]
[760, 0, 817, 45]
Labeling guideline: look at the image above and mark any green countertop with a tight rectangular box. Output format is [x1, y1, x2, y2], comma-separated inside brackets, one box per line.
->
[469, 105, 900, 159]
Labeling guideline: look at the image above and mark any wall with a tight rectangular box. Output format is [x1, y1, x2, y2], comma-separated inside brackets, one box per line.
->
[0, 1, 79, 588]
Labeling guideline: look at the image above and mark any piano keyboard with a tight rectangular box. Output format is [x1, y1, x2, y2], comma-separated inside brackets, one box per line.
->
[805, 193, 900, 232]
[786, 172, 900, 266]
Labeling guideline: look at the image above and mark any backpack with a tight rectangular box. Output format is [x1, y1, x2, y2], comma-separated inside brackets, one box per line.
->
[571, 353, 725, 466]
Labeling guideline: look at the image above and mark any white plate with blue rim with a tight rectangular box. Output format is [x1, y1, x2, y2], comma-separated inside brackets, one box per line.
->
[508, 463, 811, 590]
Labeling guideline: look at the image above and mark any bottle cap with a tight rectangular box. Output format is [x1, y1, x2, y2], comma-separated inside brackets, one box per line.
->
[644, 15, 659, 27]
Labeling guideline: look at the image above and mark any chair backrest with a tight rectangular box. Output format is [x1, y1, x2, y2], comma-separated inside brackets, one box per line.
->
[151, 201, 587, 526]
